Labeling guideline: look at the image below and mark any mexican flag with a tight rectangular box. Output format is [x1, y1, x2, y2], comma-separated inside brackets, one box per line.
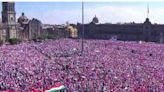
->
[45, 83, 66, 92]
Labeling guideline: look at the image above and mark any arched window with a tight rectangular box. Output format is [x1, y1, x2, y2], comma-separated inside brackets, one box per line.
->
[10, 15, 14, 21]
[3, 29, 6, 35]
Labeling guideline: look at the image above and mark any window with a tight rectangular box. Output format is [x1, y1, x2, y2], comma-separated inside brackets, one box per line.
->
[3, 29, 6, 35]
[10, 15, 14, 22]
[11, 17, 13, 21]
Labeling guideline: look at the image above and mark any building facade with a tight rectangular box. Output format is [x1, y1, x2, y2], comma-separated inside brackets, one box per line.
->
[77, 16, 164, 43]
[0, 2, 43, 42]
[42, 24, 67, 39]
[0, 2, 67, 42]
[1, 2, 17, 41]
[28, 18, 42, 40]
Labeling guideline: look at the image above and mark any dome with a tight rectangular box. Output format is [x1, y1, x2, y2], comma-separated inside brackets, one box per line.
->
[18, 12, 29, 24]
[144, 18, 151, 24]
[92, 15, 99, 24]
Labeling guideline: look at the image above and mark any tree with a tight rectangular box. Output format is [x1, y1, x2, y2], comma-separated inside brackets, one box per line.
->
[9, 38, 20, 45]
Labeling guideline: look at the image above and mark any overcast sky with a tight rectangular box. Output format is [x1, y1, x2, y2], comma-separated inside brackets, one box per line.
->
[0, 2, 164, 24]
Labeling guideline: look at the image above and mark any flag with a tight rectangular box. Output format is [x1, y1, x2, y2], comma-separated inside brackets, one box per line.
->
[147, 4, 149, 18]
[45, 83, 66, 92]
[147, 4, 149, 14]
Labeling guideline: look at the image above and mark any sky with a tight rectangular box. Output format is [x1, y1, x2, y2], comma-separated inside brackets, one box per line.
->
[0, 2, 164, 24]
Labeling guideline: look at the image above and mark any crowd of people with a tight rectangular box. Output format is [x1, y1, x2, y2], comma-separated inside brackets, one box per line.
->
[0, 39, 163, 92]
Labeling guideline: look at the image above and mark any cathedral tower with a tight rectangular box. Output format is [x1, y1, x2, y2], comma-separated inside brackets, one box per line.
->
[1, 2, 17, 39]
[2, 2, 16, 24]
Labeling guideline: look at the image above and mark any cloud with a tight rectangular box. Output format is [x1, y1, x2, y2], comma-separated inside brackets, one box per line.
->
[84, 5, 159, 24]
[32, 4, 164, 24]
[34, 9, 82, 24]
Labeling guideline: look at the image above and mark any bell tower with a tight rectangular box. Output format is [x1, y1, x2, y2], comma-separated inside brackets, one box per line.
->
[2, 2, 16, 24]
[2, 2, 17, 39]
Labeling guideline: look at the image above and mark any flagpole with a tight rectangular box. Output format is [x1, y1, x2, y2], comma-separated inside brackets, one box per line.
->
[81, 1, 84, 55]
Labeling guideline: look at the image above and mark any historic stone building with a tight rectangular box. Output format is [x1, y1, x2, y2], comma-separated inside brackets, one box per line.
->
[1, 2, 17, 41]
[28, 18, 42, 40]
[0, 2, 43, 42]
[17, 12, 29, 41]
[67, 23, 78, 38]
[17, 13, 42, 41]
[3, 2, 164, 44]
[42, 24, 67, 39]
[0, 2, 67, 42]
[77, 15, 164, 43]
